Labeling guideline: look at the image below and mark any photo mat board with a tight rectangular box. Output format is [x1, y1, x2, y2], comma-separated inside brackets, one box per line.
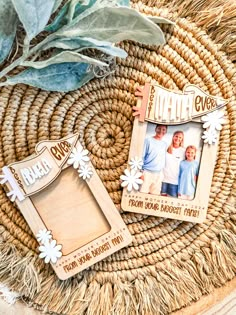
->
[121, 83, 228, 223]
[0, 134, 132, 280]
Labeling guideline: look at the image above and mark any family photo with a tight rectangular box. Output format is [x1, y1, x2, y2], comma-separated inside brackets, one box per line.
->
[140, 122, 202, 200]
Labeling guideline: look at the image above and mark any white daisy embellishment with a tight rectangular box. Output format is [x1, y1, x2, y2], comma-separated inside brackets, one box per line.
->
[36, 229, 52, 244]
[0, 173, 7, 185]
[78, 165, 93, 180]
[39, 240, 62, 264]
[0, 284, 20, 305]
[120, 169, 143, 192]
[201, 110, 225, 131]
[129, 157, 143, 171]
[202, 130, 218, 145]
[67, 147, 90, 169]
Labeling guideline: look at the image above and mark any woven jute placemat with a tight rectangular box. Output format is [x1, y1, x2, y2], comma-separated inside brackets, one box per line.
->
[0, 0, 236, 314]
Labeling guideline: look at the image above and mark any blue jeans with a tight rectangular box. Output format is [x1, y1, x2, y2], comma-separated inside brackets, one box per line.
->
[161, 182, 178, 197]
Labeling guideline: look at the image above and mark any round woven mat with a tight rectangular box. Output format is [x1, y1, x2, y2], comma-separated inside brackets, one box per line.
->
[0, 2, 236, 315]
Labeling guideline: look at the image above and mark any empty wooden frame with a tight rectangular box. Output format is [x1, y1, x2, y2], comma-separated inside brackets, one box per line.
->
[0, 134, 132, 280]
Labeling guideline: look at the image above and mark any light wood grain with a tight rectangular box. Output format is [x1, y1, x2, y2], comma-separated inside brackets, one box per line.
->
[31, 167, 111, 255]
[121, 84, 220, 223]
[8, 138, 132, 280]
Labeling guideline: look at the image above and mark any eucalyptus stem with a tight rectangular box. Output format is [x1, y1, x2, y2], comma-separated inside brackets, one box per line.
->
[0, 82, 10, 87]
[27, 33, 56, 56]
[0, 33, 56, 81]
[0, 55, 25, 79]
[0, 3, 89, 82]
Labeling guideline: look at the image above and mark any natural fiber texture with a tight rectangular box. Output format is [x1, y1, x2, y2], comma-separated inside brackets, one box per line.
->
[0, 1, 236, 314]
[134, 0, 236, 63]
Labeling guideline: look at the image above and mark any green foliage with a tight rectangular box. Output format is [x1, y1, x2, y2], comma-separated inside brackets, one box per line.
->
[45, 0, 97, 32]
[0, 0, 172, 92]
[22, 51, 108, 68]
[11, 0, 56, 40]
[57, 7, 165, 45]
[52, 0, 64, 13]
[46, 0, 130, 33]
[42, 37, 128, 58]
[0, 0, 18, 64]
[6, 62, 94, 92]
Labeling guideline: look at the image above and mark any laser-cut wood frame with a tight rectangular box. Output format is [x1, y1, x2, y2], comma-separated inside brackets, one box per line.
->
[121, 83, 228, 223]
[0, 134, 132, 280]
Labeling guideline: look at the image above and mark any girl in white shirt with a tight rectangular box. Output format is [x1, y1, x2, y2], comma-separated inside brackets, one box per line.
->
[161, 131, 185, 197]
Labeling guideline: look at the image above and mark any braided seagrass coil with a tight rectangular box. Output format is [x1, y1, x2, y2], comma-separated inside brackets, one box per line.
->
[0, 1, 236, 314]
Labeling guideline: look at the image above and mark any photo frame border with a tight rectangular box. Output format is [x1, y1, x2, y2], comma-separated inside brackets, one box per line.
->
[1, 135, 132, 280]
[121, 118, 218, 223]
[121, 83, 227, 223]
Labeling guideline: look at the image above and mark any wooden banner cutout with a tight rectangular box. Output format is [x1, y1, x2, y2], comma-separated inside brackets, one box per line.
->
[1, 134, 78, 200]
[35, 134, 79, 167]
[0, 135, 132, 280]
[121, 83, 228, 223]
[135, 83, 228, 124]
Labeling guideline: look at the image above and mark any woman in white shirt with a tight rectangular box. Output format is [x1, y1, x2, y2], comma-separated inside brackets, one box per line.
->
[161, 131, 185, 197]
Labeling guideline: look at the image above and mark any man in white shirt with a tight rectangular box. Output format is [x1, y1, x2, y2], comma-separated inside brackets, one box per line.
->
[140, 124, 167, 195]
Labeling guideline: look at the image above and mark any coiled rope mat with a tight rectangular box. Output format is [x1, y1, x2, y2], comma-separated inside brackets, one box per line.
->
[0, 1, 236, 314]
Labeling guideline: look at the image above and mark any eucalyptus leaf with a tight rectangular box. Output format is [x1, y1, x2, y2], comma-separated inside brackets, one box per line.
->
[120, 0, 129, 5]
[68, 0, 79, 22]
[70, 0, 128, 25]
[93, 45, 127, 58]
[45, 0, 96, 32]
[52, 0, 64, 13]
[58, 7, 165, 45]
[45, 3, 69, 32]
[0, 0, 18, 64]
[6, 62, 95, 92]
[148, 16, 175, 25]
[11, 0, 57, 40]
[68, 0, 86, 22]
[45, 0, 129, 33]
[43, 37, 127, 58]
[21, 51, 108, 68]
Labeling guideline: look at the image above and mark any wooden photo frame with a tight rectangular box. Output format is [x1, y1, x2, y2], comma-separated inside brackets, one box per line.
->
[120, 83, 228, 223]
[0, 134, 132, 280]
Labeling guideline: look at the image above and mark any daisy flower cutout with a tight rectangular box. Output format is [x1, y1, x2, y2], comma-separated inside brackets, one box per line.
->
[39, 240, 62, 264]
[201, 110, 225, 131]
[0, 173, 7, 185]
[120, 169, 143, 192]
[202, 130, 218, 145]
[78, 165, 93, 180]
[36, 229, 52, 244]
[67, 147, 90, 169]
[0, 284, 20, 305]
[129, 157, 143, 171]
